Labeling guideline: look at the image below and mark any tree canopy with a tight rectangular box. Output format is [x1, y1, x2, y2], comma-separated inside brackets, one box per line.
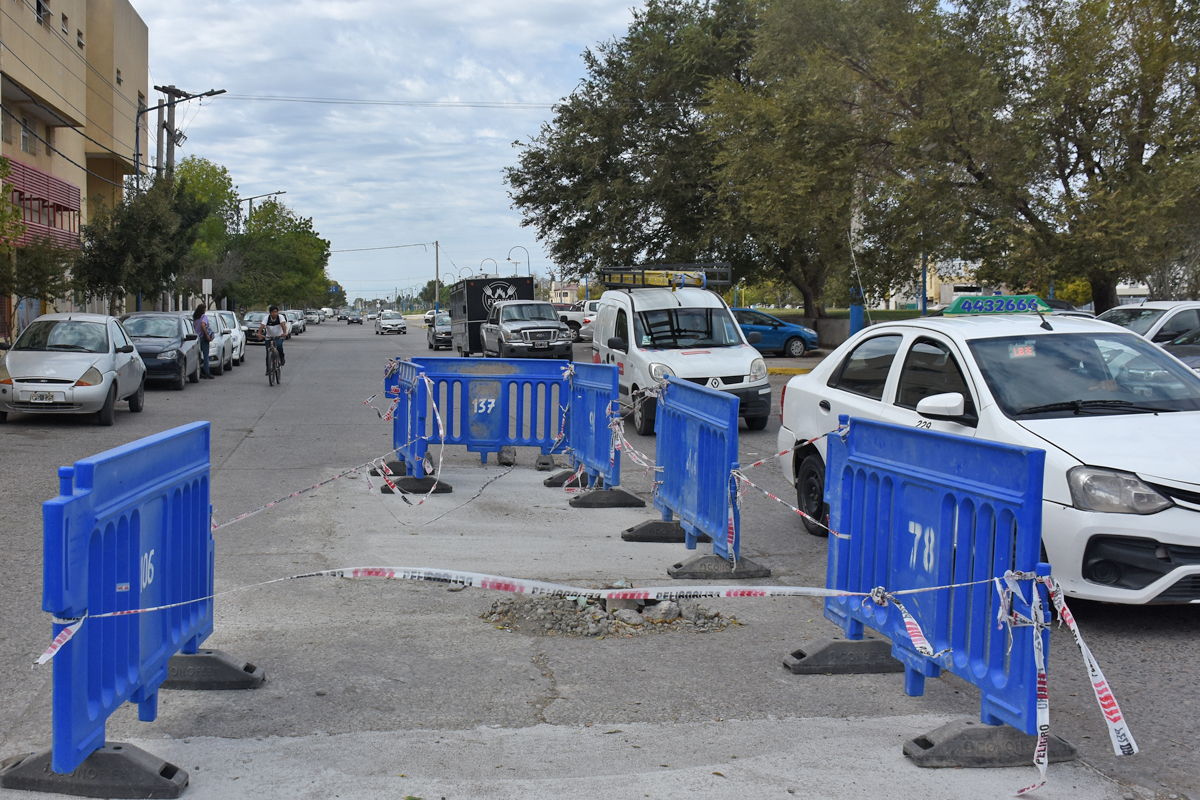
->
[506, 0, 1200, 314]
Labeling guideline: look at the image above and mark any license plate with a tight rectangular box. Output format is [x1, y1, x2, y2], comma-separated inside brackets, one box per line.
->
[534, 341, 548, 349]
[30, 392, 55, 403]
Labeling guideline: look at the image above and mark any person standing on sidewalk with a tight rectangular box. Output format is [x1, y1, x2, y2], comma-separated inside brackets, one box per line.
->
[192, 304, 215, 379]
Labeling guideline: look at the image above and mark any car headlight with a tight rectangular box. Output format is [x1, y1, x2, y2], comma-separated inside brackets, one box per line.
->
[749, 357, 767, 382]
[1067, 467, 1172, 514]
[157, 350, 178, 360]
[0, 361, 11, 384]
[557, 330, 572, 341]
[649, 363, 675, 382]
[505, 331, 523, 342]
[75, 367, 105, 387]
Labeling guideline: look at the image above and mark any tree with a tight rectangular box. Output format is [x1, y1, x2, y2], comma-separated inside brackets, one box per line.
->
[0, 158, 29, 339]
[505, 0, 759, 278]
[0, 238, 74, 339]
[175, 156, 240, 298]
[232, 199, 330, 308]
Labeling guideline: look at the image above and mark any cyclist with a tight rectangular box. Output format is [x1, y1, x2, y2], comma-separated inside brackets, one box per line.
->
[259, 306, 289, 374]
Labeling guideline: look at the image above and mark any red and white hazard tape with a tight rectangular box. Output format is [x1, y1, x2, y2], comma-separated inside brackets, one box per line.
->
[731, 470, 850, 540]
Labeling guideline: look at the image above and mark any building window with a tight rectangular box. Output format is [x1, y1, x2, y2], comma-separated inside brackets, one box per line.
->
[20, 117, 31, 154]
[61, 12, 67, 33]
[1, 116, 10, 145]
[35, 0, 49, 26]
[77, 30, 84, 49]
[116, 69, 123, 85]
[45, 125, 53, 158]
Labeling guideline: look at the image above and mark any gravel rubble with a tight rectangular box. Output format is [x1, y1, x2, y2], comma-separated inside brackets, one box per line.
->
[481, 595, 738, 638]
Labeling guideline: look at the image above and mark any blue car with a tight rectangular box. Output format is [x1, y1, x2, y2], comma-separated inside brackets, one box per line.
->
[732, 308, 818, 357]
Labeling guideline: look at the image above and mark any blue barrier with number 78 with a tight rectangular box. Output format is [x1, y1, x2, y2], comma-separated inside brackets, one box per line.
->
[824, 416, 1049, 735]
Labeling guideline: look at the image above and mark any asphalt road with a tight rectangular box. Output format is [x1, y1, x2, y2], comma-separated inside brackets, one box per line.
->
[0, 318, 1194, 799]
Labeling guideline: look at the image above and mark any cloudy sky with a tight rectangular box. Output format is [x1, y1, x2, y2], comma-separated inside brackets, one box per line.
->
[134, 0, 642, 303]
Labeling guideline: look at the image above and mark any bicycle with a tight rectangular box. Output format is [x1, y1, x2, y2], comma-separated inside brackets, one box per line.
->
[266, 337, 282, 386]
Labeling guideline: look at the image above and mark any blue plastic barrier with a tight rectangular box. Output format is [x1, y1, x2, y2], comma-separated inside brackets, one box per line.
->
[391, 358, 570, 478]
[42, 422, 213, 773]
[564, 363, 621, 489]
[653, 377, 740, 559]
[824, 415, 1049, 735]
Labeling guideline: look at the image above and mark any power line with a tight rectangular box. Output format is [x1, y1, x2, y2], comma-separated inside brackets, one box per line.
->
[223, 94, 554, 110]
[4, 79, 130, 161]
[0, 105, 123, 188]
[330, 242, 430, 253]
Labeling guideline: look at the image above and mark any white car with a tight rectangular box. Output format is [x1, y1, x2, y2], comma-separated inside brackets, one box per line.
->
[203, 312, 235, 375]
[286, 310, 306, 335]
[592, 282, 770, 435]
[0, 313, 146, 425]
[214, 310, 245, 366]
[305, 310, 321, 325]
[776, 298, 1200, 604]
[375, 310, 408, 335]
[367, 312, 379, 321]
[1097, 301, 1200, 345]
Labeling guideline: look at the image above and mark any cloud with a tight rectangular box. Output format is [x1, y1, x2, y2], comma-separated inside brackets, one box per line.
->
[135, 0, 641, 300]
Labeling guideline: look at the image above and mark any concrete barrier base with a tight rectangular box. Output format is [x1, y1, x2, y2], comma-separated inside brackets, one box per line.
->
[903, 718, 1077, 768]
[0, 743, 188, 798]
[394, 477, 453, 494]
[162, 649, 266, 690]
[534, 454, 556, 471]
[622, 520, 710, 543]
[782, 638, 903, 674]
[668, 554, 771, 579]
[385, 460, 407, 476]
[569, 487, 645, 508]
[543, 469, 584, 488]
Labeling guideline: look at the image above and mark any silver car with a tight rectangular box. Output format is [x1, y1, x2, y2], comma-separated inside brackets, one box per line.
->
[215, 310, 246, 366]
[0, 313, 146, 425]
[375, 310, 408, 335]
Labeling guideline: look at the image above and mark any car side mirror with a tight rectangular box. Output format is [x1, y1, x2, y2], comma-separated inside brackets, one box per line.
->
[916, 392, 965, 421]
[1153, 330, 1181, 343]
[117, 344, 135, 354]
[746, 332, 762, 345]
[184, 333, 198, 341]
[607, 336, 627, 353]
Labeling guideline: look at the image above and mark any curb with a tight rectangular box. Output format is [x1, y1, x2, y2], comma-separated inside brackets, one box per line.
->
[768, 367, 813, 375]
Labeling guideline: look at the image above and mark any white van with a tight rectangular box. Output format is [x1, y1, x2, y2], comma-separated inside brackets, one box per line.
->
[592, 274, 770, 435]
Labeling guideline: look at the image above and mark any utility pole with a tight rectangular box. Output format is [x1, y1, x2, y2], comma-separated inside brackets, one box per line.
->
[435, 240, 440, 313]
[155, 101, 165, 179]
[150, 85, 226, 178]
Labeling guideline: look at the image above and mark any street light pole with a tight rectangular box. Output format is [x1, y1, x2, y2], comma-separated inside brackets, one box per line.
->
[480, 258, 498, 277]
[235, 191, 286, 233]
[507, 245, 531, 279]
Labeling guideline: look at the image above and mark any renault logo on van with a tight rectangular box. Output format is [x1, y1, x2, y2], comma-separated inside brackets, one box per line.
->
[482, 281, 518, 312]
[710, 378, 720, 388]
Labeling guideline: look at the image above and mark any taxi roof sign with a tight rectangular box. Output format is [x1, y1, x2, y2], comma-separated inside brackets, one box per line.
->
[599, 264, 731, 289]
[944, 295, 1052, 316]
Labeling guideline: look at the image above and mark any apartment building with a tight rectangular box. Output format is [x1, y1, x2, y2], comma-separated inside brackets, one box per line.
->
[0, 0, 148, 336]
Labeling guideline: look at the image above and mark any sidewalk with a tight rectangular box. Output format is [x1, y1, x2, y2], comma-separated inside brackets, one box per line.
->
[84, 462, 1130, 800]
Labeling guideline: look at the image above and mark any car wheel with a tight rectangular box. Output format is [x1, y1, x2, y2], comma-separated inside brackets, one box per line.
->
[428, 340, 433, 350]
[189, 360, 200, 384]
[632, 390, 656, 436]
[797, 454, 829, 536]
[174, 364, 187, 391]
[0, 411, 7, 423]
[97, 386, 117, 426]
[784, 337, 808, 358]
[745, 415, 769, 431]
[568, 323, 581, 343]
[128, 379, 145, 412]
[213, 355, 224, 376]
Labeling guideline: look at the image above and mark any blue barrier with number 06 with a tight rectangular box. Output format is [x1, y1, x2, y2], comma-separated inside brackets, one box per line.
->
[42, 422, 213, 773]
[824, 416, 1049, 735]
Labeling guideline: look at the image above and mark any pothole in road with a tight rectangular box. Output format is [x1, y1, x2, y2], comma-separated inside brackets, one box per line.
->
[482, 595, 738, 638]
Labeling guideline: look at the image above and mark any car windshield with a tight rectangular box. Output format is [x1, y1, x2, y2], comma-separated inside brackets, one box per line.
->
[635, 307, 742, 349]
[1096, 307, 1166, 335]
[245, 312, 266, 323]
[123, 317, 178, 338]
[501, 303, 557, 322]
[435, 314, 450, 325]
[968, 332, 1200, 418]
[1171, 326, 1200, 346]
[13, 320, 109, 353]
[382, 311, 401, 320]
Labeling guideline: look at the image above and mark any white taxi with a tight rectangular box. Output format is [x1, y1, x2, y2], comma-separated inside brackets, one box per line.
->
[777, 296, 1200, 604]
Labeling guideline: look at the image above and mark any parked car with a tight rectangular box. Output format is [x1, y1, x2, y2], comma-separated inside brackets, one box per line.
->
[427, 312, 452, 350]
[1163, 326, 1200, 372]
[347, 311, 364, 325]
[375, 310, 408, 335]
[776, 296, 1200, 604]
[286, 310, 306, 335]
[121, 312, 201, 390]
[214, 310, 245, 366]
[0, 313, 146, 425]
[558, 299, 602, 342]
[243, 311, 268, 345]
[1096, 301, 1200, 344]
[732, 308, 818, 357]
[480, 300, 573, 360]
[198, 311, 235, 375]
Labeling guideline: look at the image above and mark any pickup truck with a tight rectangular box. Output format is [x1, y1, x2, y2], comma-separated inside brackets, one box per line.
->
[557, 299, 601, 342]
[480, 300, 573, 359]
